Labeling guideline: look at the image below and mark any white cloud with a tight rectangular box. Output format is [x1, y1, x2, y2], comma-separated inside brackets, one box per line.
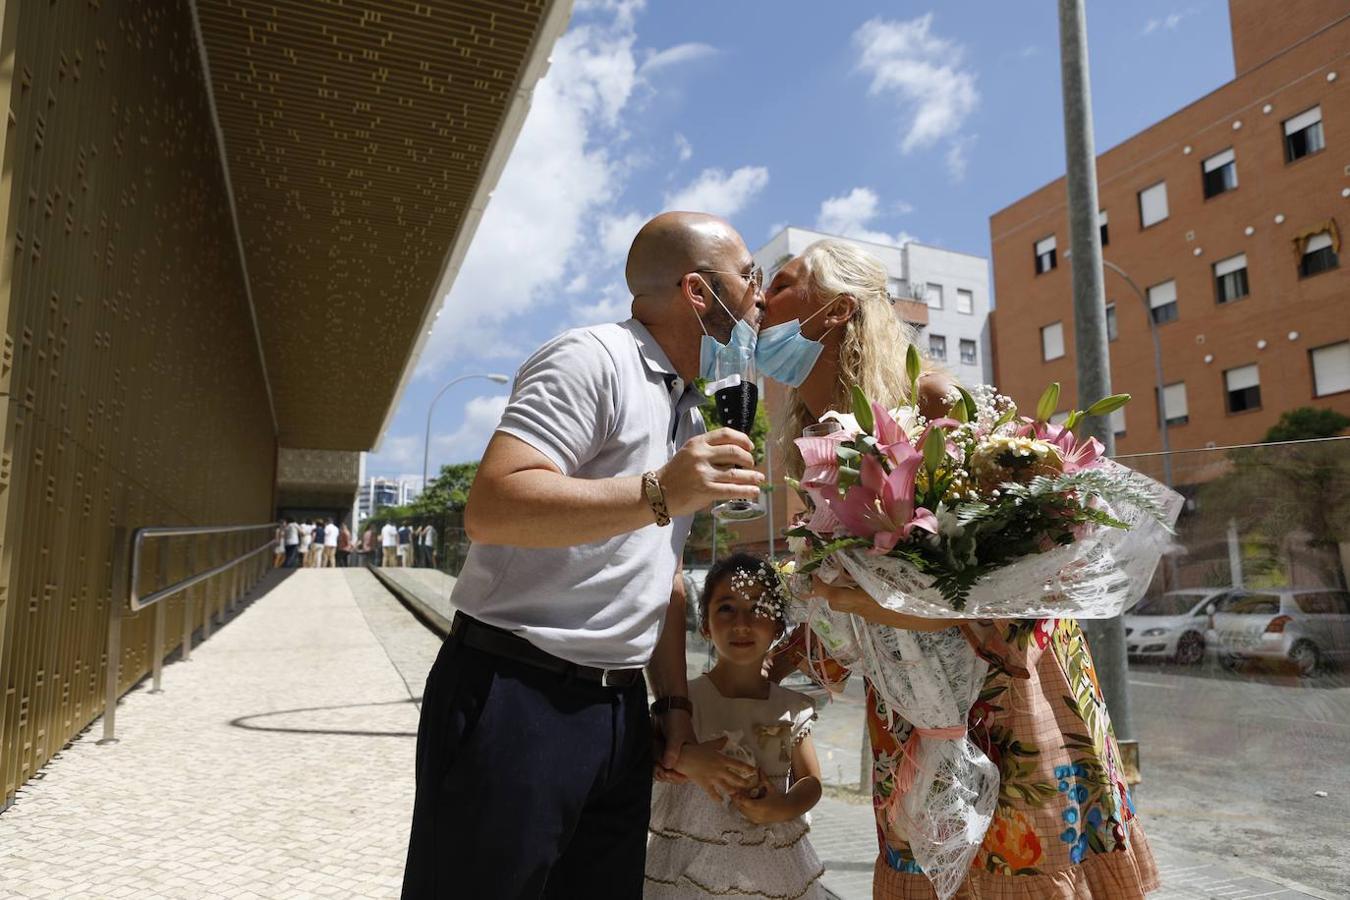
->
[573, 281, 634, 327]
[945, 135, 976, 182]
[415, 15, 642, 374]
[639, 42, 717, 77]
[674, 132, 693, 162]
[663, 166, 769, 217]
[598, 210, 646, 259]
[435, 394, 511, 464]
[814, 187, 915, 247]
[1143, 10, 1194, 35]
[854, 14, 979, 174]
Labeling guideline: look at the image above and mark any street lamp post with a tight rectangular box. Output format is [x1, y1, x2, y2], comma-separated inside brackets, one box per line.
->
[1099, 259, 1173, 488]
[422, 373, 511, 496]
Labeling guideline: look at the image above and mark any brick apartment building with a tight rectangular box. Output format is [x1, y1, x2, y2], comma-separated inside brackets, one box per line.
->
[989, 0, 1350, 470]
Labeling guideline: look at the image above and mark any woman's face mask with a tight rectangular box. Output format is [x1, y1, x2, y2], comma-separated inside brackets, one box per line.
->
[754, 298, 840, 388]
[693, 276, 757, 381]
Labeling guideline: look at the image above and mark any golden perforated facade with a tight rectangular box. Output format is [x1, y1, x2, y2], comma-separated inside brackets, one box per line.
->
[0, 0, 565, 808]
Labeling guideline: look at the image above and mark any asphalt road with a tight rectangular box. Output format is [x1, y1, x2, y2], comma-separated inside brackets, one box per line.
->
[773, 650, 1349, 897]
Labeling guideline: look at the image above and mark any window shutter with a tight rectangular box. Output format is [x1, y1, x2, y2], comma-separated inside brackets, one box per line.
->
[1225, 365, 1259, 392]
[1214, 254, 1247, 277]
[1284, 106, 1322, 135]
[1148, 280, 1177, 309]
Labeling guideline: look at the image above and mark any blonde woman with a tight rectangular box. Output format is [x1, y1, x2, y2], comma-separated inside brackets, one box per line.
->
[761, 240, 1159, 899]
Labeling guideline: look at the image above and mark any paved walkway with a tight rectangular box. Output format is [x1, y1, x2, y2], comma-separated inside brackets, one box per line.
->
[1, 568, 1335, 899]
[0, 569, 439, 899]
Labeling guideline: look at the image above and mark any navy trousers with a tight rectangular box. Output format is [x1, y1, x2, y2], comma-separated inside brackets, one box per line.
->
[402, 632, 653, 899]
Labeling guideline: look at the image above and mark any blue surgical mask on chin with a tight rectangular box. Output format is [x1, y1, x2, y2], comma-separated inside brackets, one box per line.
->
[694, 278, 757, 382]
[755, 301, 838, 388]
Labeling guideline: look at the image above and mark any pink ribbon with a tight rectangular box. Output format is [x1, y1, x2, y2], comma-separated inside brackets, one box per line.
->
[889, 725, 969, 803]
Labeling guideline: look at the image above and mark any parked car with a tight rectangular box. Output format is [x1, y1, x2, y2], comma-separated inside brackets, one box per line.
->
[1125, 589, 1228, 664]
[1206, 588, 1350, 676]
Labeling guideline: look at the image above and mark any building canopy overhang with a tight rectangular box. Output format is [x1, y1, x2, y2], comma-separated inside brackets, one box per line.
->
[194, 0, 570, 453]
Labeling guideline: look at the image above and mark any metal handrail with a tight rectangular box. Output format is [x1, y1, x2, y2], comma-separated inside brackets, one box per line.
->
[100, 521, 278, 745]
[129, 523, 276, 611]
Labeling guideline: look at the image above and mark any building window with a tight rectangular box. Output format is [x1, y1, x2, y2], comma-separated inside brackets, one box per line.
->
[1224, 364, 1261, 413]
[1214, 253, 1249, 303]
[1158, 382, 1189, 426]
[1110, 407, 1126, 437]
[956, 288, 974, 315]
[929, 333, 947, 361]
[1299, 232, 1339, 277]
[1147, 279, 1178, 324]
[887, 276, 905, 300]
[1099, 210, 1109, 246]
[927, 283, 944, 309]
[960, 339, 977, 365]
[1311, 341, 1350, 396]
[1284, 105, 1325, 162]
[1035, 236, 1057, 274]
[1041, 322, 1065, 361]
[1138, 181, 1169, 228]
[1105, 303, 1118, 341]
[1202, 148, 1238, 198]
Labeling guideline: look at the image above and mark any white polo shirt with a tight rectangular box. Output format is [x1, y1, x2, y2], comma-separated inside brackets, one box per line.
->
[451, 319, 706, 669]
[323, 523, 339, 547]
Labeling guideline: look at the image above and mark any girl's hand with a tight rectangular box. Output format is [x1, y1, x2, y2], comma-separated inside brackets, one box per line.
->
[673, 738, 759, 801]
[730, 773, 790, 825]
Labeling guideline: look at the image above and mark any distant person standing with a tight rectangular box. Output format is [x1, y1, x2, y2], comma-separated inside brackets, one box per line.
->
[362, 525, 376, 566]
[323, 519, 339, 568]
[274, 523, 286, 569]
[419, 522, 437, 568]
[298, 521, 314, 568]
[397, 523, 413, 567]
[381, 521, 399, 567]
[309, 521, 325, 568]
[283, 518, 301, 568]
[338, 523, 353, 566]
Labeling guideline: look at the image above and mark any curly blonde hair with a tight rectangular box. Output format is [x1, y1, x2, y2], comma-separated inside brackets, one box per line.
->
[779, 239, 927, 477]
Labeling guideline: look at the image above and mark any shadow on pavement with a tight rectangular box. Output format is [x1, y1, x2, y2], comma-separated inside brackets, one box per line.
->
[229, 697, 421, 738]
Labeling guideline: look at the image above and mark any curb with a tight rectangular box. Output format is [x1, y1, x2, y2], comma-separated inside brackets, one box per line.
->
[367, 566, 453, 638]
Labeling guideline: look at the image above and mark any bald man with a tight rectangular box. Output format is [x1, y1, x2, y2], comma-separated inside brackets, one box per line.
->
[403, 212, 765, 898]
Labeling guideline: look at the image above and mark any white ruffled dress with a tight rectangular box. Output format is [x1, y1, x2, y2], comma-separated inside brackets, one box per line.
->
[645, 675, 825, 899]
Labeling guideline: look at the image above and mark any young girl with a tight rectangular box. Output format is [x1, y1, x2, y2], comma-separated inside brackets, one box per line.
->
[645, 554, 826, 899]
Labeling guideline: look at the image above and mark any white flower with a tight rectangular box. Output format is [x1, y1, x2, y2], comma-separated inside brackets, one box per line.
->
[820, 410, 861, 434]
[933, 502, 965, 539]
[786, 535, 808, 555]
[886, 405, 924, 439]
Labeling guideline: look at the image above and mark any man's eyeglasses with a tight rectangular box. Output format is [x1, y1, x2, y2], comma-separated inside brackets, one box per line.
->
[690, 264, 764, 292]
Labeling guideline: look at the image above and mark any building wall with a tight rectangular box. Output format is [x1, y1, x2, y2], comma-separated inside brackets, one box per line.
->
[1229, 0, 1350, 76]
[904, 242, 994, 388]
[989, 18, 1350, 464]
[0, 1, 275, 806]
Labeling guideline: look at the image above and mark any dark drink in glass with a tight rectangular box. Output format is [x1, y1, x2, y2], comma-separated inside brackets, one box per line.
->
[711, 378, 765, 521]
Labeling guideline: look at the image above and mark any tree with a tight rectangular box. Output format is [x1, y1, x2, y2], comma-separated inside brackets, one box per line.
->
[1196, 409, 1350, 588]
[1263, 407, 1350, 443]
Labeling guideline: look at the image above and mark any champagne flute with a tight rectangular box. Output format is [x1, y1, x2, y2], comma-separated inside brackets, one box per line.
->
[710, 355, 766, 522]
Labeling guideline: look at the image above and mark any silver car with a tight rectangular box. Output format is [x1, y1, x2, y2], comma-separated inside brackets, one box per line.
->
[1206, 588, 1350, 676]
[1125, 589, 1227, 665]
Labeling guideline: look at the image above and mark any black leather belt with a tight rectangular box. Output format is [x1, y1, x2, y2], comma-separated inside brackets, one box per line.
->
[450, 612, 644, 689]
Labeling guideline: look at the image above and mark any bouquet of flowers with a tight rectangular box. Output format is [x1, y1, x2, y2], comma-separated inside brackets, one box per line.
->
[787, 346, 1182, 618]
[780, 348, 1183, 899]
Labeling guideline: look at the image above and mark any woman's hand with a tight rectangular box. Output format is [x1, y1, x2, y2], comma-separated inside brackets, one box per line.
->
[811, 575, 954, 632]
[673, 738, 760, 801]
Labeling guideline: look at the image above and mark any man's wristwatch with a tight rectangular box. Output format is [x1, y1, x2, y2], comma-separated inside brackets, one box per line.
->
[642, 470, 671, 526]
[650, 695, 694, 717]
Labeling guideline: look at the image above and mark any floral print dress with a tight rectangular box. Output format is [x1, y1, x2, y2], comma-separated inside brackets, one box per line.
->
[781, 618, 1159, 899]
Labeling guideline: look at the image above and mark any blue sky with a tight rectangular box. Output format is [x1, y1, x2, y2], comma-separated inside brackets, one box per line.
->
[367, 0, 1236, 480]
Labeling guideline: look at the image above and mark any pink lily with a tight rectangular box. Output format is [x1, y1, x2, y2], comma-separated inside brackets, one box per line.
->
[794, 430, 854, 535]
[1019, 422, 1106, 474]
[827, 451, 938, 553]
